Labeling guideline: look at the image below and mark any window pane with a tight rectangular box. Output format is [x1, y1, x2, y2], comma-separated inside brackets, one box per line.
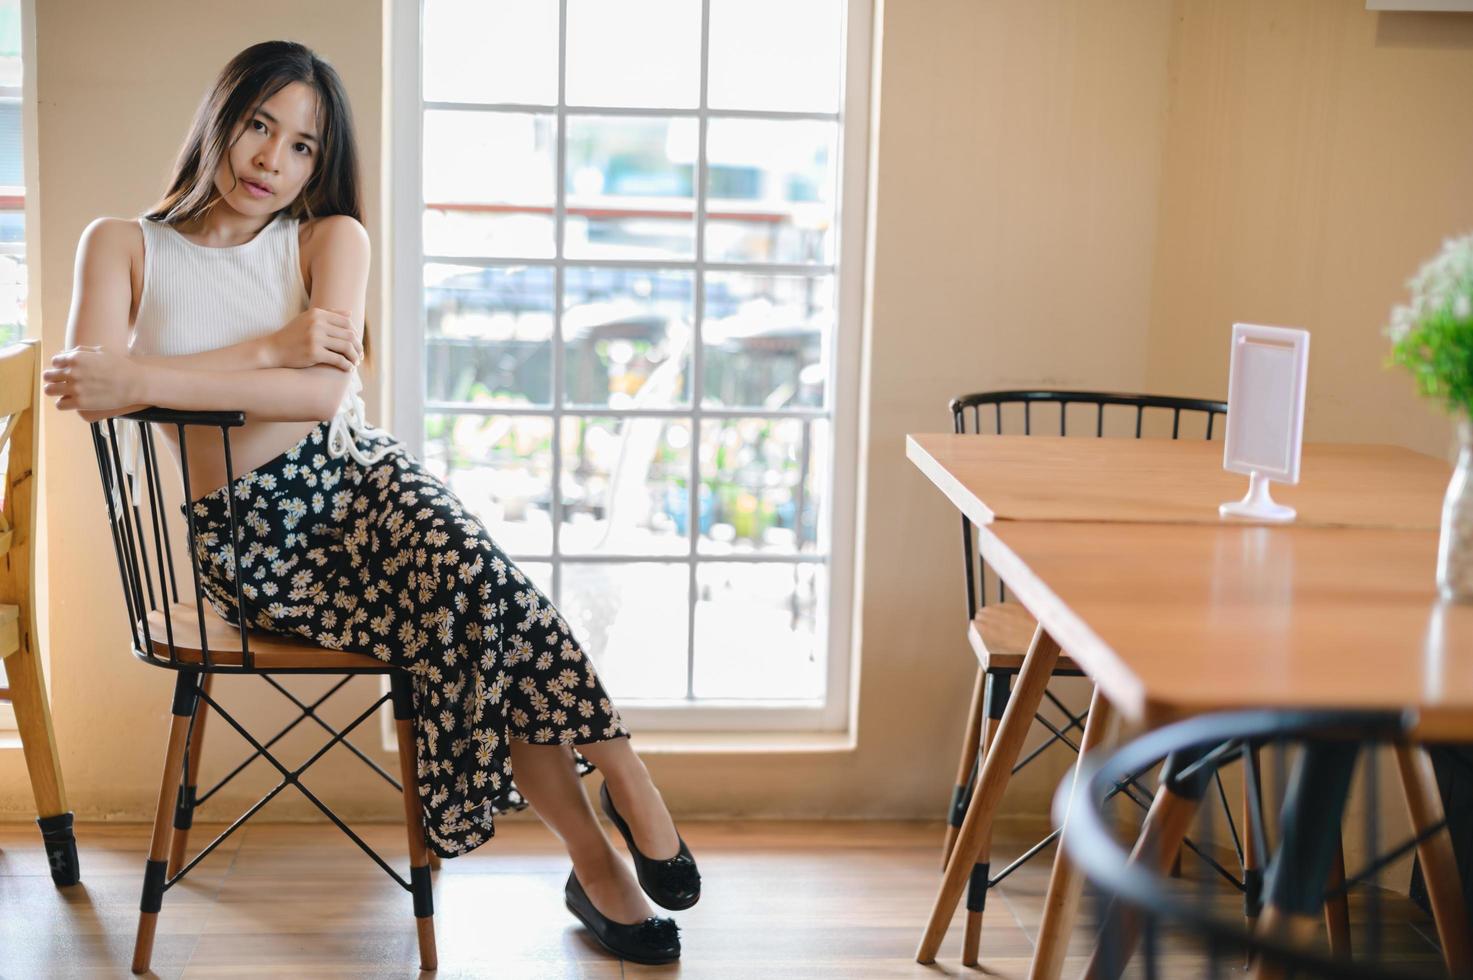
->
[698, 417, 827, 555]
[0, 102, 22, 185]
[423, 0, 558, 105]
[424, 210, 555, 261]
[702, 274, 832, 410]
[705, 118, 838, 265]
[708, 0, 844, 114]
[425, 264, 554, 406]
[565, 116, 695, 260]
[0, 251, 22, 346]
[566, 0, 699, 109]
[0, 0, 18, 88]
[564, 267, 692, 407]
[422, 413, 554, 556]
[560, 415, 691, 557]
[694, 563, 824, 699]
[561, 563, 689, 699]
[424, 111, 556, 259]
[519, 561, 555, 602]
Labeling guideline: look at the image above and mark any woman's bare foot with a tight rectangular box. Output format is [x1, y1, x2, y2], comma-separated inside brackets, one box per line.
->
[573, 852, 656, 924]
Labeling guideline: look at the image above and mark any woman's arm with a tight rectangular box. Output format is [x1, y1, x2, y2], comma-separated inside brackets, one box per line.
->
[130, 216, 371, 419]
[131, 337, 275, 371]
[57, 218, 150, 422]
[48, 215, 370, 422]
[130, 308, 365, 372]
[51, 218, 277, 420]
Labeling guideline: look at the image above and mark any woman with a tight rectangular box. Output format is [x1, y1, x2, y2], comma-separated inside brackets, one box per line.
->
[44, 40, 695, 966]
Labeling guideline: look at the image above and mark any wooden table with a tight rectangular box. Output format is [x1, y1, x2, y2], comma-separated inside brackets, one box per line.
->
[907, 435, 1464, 978]
[981, 521, 1473, 737]
[906, 435, 1447, 530]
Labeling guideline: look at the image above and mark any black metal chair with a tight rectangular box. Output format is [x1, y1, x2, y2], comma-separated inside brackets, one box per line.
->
[941, 390, 1238, 964]
[1059, 709, 1472, 979]
[88, 409, 437, 975]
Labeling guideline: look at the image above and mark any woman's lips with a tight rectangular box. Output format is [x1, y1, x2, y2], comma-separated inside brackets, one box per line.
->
[241, 179, 272, 199]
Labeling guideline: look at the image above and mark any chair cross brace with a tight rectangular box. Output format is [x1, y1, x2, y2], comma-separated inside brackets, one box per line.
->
[166, 685, 413, 895]
[195, 672, 406, 801]
[1322, 820, 1448, 901]
[968, 696, 1248, 892]
[1009, 689, 1089, 774]
[986, 777, 1140, 889]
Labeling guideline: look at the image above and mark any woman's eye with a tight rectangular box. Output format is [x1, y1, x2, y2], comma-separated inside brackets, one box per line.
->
[294, 143, 312, 156]
[251, 119, 267, 133]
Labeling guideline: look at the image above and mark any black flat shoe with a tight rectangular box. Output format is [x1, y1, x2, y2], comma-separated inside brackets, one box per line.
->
[564, 869, 681, 965]
[600, 779, 702, 911]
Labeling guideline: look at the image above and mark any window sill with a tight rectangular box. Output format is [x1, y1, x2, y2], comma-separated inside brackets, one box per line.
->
[628, 730, 857, 754]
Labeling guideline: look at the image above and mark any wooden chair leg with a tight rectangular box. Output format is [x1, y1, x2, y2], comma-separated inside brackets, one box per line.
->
[392, 674, 438, 972]
[1250, 742, 1359, 980]
[4, 626, 78, 886]
[1251, 909, 1324, 980]
[943, 666, 988, 869]
[1395, 744, 1472, 975]
[1028, 686, 1115, 980]
[1082, 749, 1213, 980]
[132, 672, 199, 975]
[962, 672, 1010, 966]
[1323, 833, 1351, 959]
[167, 674, 212, 878]
[917, 626, 1061, 964]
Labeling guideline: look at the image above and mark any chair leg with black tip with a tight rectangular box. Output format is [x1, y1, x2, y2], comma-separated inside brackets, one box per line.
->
[962, 671, 1010, 966]
[1251, 741, 1360, 980]
[392, 673, 438, 972]
[167, 674, 211, 879]
[944, 666, 988, 869]
[132, 671, 200, 975]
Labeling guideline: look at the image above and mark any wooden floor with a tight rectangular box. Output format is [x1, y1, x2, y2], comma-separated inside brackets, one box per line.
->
[0, 817, 1445, 978]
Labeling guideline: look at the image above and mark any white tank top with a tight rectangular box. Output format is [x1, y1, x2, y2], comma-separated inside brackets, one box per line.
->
[113, 213, 388, 506]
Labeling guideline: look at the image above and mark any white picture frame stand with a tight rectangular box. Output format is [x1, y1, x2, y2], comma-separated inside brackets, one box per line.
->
[1218, 323, 1310, 523]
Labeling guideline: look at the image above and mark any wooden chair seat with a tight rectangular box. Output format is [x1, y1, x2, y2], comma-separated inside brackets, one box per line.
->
[967, 602, 1079, 672]
[141, 602, 389, 670]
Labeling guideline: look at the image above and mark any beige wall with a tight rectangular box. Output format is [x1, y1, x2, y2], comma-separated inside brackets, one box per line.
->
[1145, 2, 1473, 455]
[4, 0, 1472, 853]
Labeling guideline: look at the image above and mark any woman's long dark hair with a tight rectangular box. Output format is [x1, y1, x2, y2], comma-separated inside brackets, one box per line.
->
[146, 41, 372, 362]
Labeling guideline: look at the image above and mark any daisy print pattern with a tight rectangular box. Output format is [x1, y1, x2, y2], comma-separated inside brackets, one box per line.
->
[185, 421, 631, 858]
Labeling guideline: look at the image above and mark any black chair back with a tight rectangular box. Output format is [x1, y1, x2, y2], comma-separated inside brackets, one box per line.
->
[90, 408, 267, 672]
[948, 390, 1226, 616]
[1060, 709, 1434, 980]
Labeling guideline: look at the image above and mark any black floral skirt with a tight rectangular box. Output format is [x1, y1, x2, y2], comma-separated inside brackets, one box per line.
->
[183, 419, 630, 858]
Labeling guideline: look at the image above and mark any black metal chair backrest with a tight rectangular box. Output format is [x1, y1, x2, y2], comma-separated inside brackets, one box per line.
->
[1060, 709, 1424, 980]
[90, 408, 270, 673]
[949, 390, 1227, 616]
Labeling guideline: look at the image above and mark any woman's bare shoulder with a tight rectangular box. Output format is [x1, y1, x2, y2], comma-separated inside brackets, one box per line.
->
[78, 216, 144, 262]
[298, 214, 369, 262]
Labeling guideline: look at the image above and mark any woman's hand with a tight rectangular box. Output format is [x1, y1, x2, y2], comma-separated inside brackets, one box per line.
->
[43, 346, 145, 412]
[265, 306, 363, 371]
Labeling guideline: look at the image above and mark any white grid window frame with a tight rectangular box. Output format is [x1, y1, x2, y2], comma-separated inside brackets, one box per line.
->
[387, 0, 872, 732]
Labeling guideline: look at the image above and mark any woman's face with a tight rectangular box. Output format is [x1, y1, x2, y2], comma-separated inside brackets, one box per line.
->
[214, 80, 321, 217]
